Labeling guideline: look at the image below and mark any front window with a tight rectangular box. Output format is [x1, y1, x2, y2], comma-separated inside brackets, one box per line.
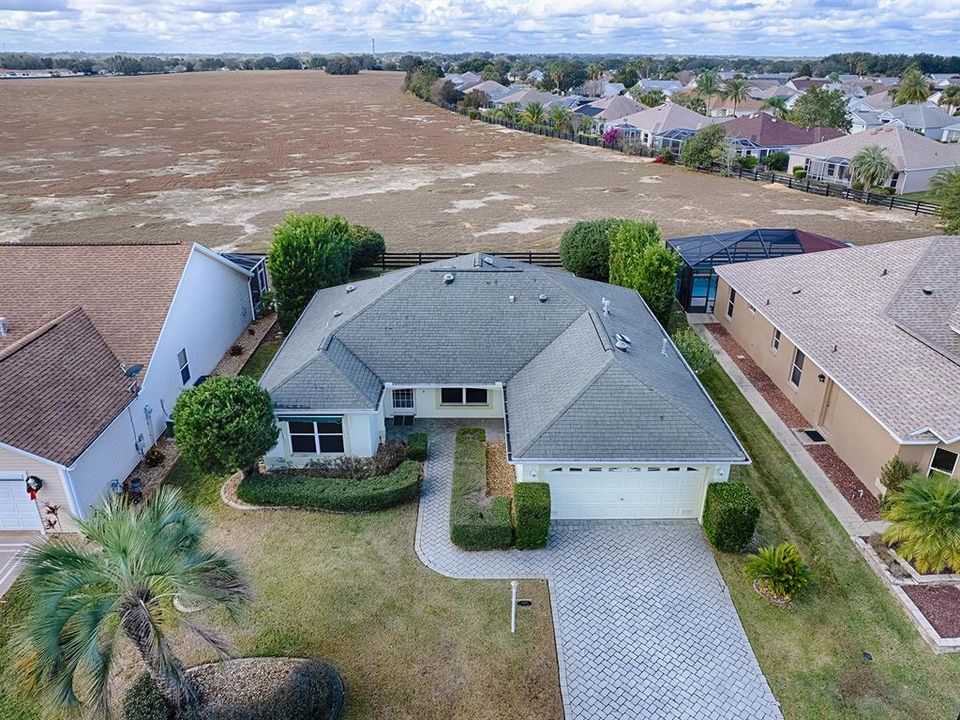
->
[392, 388, 414, 411]
[177, 348, 190, 385]
[286, 417, 344, 455]
[790, 349, 805, 387]
[440, 387, 488, 405]
[727, 288, 737, 318]
[772, 329, 781, 351]
[929, 448, 958, 477]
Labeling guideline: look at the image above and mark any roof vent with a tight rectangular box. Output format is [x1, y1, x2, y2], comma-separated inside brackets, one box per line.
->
[661, 338, 669, 357]
[538, 294, 548, 303]
[922, 285, 935, 296]
[0, 317, 7, 337]
[345, 284, 356, 293]
[615, 332, 632, 345]
[333, 310, 342, 317]
[881, 268, 888, 277]
[508, 295, 516, 303]
[601, 297, 611, 316]
[791, 287, 802, 295]
[483, 256, 495, 266]
[615, 339, 629, 351]
[443, 273, 455, 285]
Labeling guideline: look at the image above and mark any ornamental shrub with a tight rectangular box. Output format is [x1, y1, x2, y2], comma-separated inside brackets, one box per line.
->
[558, 218, 625, 281]
[765, 151, 789, 172]
[406, 432, 428, 462]
[608, 218, 661, 288]
[172, 375, 279, 478]
[450, 427, 513, 550]
[703, 482, 760, 552]
[734, 154, 758, 171]
[122, 673, 171, 720]
[635, 243, 682, 323]
[671, 328, 714, 374]
[267, 213, 352, 331]
[513, 483, 551, 549]
[882, 473, 960, 574]
[348, 223, 386, 271]
[602, 127, 622, 148]
[879, 455, 919, 494]
[792, 166, 807, 179]
[744, 542, 812, 601]
[680, 124, 727, 168]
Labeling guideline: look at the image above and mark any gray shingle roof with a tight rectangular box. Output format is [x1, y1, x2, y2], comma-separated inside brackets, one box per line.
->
[265, 255, 747, 463]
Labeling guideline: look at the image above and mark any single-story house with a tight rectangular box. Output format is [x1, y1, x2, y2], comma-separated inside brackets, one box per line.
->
[719, 113, 843, 159]
[460, 79, 509, 101]
[493, 86, 559, 109]
[612, 102, 714, 147]
[632, 79, 684, 97]
[787, 125, 960, 194]
[260, 254, 748, 521]
[667, 228, 849, 313]
[849, 90, 895, 112]
[446, 71, 481, 90]
[715, 236, 960, 492]
[878, 103, 957, 138]
[0, 242, 256, 533]
[848, 109, 884, 134]
[577, 95, 646, 132]
[704, 96, 765, 118]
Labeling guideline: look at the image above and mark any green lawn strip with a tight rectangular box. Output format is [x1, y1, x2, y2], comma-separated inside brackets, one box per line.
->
[450, 427, 513, 550]
[0, 585, 42, 720]
[237, 461, 422, 512]
[700, 363, 960, 719]
[239, 335, 282, 378]
[900, 189, 939, 204]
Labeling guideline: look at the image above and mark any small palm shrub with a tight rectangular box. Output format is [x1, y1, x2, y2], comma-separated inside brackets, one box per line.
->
[744, 542, 811, 602]
[882, 473, 960, 574]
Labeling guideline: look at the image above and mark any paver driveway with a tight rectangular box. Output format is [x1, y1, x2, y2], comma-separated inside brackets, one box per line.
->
[409, 420, 783, 720]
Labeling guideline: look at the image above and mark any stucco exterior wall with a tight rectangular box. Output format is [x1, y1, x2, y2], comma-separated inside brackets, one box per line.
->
[264, 411, 384, 468]
[0, 445, 74, 532]
[383, 386, 504, 419]
[67, 408, 143, 518]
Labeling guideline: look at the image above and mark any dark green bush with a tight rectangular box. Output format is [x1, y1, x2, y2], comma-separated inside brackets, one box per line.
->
[450, 427, 513, 550]
[237, 460, 421, 512]
[513, 483, 551, 549]
[765, 151, 789, 172]
[703, 482, 760, 552]
[734, 154, 758, 171]
[406, 432, 428, 462]
[348, 224, 385, 272]
[558, 219, 624, 281]
[123, 673, 171, 720]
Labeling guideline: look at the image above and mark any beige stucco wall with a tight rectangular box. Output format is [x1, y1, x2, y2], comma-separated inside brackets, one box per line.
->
[383, 386, 504, 419]
[715, 278, 959, 492]
[0, 446, 77, 532]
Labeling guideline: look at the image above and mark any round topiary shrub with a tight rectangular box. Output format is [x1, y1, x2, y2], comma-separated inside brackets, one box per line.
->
[348, 224, 386, 272]
[123, 673, 171, 720]
[558, 219, 624, 281]
[703, 482, 760, 552]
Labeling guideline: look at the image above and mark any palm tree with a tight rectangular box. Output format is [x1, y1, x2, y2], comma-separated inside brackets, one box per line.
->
[882, 473, 960, 574]
[695, 70, 719, 112]
[850, 144, 893, 190]
[855, 60, 869, 77]
[938, 85, 960, 115]
[725, 78, 749, 115]
[895, 65, 931, 104]
[586, 62, 605, 81]
[520, 101, 546, 127]
[14, 487, 250, 716]
[548, 104, 572, 134]
[498, 101, 520, 123]
[761, 96, 789, 119]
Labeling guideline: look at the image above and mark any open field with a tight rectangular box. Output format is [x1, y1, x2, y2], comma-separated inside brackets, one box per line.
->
[0, 71, 939, 252]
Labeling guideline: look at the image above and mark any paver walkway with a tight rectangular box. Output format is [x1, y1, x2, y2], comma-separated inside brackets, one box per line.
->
[408, 419, 783, 720]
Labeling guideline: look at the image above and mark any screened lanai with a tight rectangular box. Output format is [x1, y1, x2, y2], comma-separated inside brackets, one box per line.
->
[667, 228, 849, 312]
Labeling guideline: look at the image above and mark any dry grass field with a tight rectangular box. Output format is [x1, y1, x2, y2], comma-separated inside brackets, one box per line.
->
[0, 70, 939, 252]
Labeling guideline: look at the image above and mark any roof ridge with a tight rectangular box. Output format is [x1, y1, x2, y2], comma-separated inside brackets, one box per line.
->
[0, 306, 86, 362]
[8, 240, 185, 247]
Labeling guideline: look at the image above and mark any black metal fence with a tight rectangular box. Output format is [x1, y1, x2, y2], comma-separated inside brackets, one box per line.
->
[692, 163, 941, 216]
[375, 250, 563, 270]
[443, 104, 942, 217]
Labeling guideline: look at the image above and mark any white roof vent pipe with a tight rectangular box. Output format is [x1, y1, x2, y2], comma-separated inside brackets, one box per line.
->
[0, 317, 8, 337]
[601, 298, 611, 317]
[443, 273, 455, 285]
[661, 338, 669, 357]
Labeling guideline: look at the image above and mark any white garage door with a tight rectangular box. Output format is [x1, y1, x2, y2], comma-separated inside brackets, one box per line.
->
[0, 479, 42, 531]
[544, 465, 706, 520]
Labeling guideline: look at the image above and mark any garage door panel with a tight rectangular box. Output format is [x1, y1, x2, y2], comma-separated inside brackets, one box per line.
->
[0, 482, 42, 531]
[546, 468, 706, 520]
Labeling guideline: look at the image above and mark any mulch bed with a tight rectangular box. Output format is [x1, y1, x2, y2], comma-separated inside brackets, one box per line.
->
[486, 442, 515, 497]
[903, 585, 960, 639]
[705, 323, 881, 521]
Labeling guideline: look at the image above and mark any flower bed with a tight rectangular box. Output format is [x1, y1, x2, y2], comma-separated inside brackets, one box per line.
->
[902, 585, 960, 639]
[237, 460, 421, 512]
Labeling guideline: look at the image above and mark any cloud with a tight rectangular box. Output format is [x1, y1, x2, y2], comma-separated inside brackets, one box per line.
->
[0, 0, 957, 55]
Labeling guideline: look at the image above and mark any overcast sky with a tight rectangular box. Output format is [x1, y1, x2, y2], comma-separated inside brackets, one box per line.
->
[1, 0, 958, 56]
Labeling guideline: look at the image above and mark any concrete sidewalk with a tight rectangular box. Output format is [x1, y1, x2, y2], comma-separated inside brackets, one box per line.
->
[693, 323, 888, 538]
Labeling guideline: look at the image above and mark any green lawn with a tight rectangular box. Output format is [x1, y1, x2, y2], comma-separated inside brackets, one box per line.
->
[699, 363, 960, 719]
[900, 189, 940, 204]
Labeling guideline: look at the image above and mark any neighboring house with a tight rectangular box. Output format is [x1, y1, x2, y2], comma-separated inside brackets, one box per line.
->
[526, 70, 545, 84]
[577, 95, 646, 132]
[848, 109, 884, 134]
[667, 228, 848, 313]
[785, 77, 831, 93]
[581, 79, 625, 98]
[715, 236, 960, 492]
[705, 96, 765, 118]
[446, 71, 481, 90]
[719, 113, 843, 159]
[927, 73, 960, 89]
[878, 103, 956, 138]
[611, 102, 714, 147]
[460, 79, 509, 103]
[787, 125, 960, 194]
[0, 243, 256, 533]
[851, 90, 895, 112]
[260, 254, 748, 521]
[748, 84, 799, 102]
[941, 121, 960, 144]
[493, 86, 558, 109]
[633, 79, 684, 97]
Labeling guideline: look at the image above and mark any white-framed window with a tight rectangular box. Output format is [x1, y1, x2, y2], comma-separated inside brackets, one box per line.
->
[772, 329, 781, 352]
[747, 302, 756, 314]
[790, 348, 805, 387]
[440, 387, 488, 405]
[177, 348, 191, 385]
[929, 447, 958, 478]
[285, 417, 344, 455]
[726, 288, 737, 318]
[392, 388, 414, 412]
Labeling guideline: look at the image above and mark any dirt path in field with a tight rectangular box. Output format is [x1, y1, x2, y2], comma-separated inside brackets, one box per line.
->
[0, 71, 939, 251]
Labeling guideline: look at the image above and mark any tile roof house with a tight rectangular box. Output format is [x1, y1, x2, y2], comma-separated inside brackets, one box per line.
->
[787, 125, 960, 194]
[714, 236, 960, 491]
[719, 113, 843, 158]
[0, 242, 256, 533]
[261, 254, 747, 521]
[493, 86, 559, 109]
[610, 102, 715, 147]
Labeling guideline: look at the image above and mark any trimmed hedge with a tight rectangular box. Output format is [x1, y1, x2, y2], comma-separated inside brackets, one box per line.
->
[450, 427, 513, 550]
[348, 223, 386, 272]
[237, 460, 421, 512]
[558, 219, 624, 281]
[702, 482, 760, 552]
[406, 432, 428, 462]
[513, 483, 551, 549]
